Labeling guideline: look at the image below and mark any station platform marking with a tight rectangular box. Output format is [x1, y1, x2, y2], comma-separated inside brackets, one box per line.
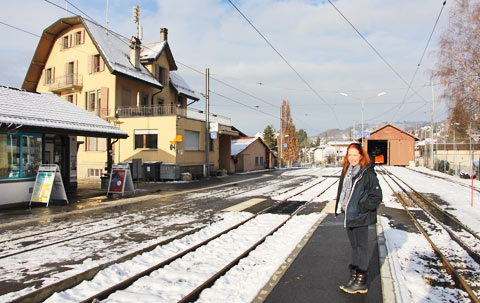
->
[222, 198, 266, 212]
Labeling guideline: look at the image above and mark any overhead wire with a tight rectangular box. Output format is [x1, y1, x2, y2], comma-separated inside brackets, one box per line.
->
[326, 0, 430, 105]
[226, 0, 341, 128]
[14, 0, 320, 134]
[392, 0, 447, 117]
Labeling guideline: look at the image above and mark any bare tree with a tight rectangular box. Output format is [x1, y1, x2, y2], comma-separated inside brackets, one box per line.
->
[432, 0, 480, 140]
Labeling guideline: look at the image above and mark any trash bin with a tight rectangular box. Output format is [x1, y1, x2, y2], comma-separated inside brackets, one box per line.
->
[100, 174, 109, 190]
[143, 162, 161, 181]
[160, 163, 180, 180]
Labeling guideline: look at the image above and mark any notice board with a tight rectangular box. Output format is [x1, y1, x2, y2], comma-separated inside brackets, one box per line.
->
[107, 164, 135, 195]
[30, 164, 68, 206]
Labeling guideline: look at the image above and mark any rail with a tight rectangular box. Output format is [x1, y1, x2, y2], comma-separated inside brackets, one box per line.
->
[48, 73, 83, 92]
[115, 105, 232, 125]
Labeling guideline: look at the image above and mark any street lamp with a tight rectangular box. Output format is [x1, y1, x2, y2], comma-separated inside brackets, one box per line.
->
[340, 92, 386, 147]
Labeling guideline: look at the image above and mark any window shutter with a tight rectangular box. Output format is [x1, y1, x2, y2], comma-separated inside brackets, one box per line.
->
[74, 60, 78, 80]
[100, 87, 109, 119]
[73, 94, 77, 105]
[81, 30, 85, 44]
[85, 92, 88, 110]
[52, 67, 55, 83]
[88, 55, 92, 74]
[44, 69, 47, 85]
[100, 56, 105, 72]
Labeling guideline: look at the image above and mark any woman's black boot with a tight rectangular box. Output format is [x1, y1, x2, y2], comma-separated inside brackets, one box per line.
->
[339, 264, 357, 291]
[341, 269, 368, 294]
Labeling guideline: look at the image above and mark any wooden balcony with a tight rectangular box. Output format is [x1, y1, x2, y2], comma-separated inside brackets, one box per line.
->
[48, 74, 83, 93]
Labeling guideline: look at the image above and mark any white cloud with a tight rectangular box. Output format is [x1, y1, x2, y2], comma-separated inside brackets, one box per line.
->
[0, 0, 450, 135]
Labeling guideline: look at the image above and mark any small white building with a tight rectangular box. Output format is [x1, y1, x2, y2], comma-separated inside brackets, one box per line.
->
[0, 86, 127, 208]
[312, 141, 357, 164]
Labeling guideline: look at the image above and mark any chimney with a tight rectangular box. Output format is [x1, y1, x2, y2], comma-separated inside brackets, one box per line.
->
[129, 36, 141, 69]
[160, 28, 168, 42]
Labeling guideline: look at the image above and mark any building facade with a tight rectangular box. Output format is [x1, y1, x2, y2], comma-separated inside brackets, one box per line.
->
[23, 16, 235, 179]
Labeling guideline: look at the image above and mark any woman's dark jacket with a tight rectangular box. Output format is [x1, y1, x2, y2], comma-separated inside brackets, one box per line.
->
[335, 162, 382, 228]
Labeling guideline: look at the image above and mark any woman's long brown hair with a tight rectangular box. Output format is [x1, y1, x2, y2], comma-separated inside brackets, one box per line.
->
[342, 143, 371, 174]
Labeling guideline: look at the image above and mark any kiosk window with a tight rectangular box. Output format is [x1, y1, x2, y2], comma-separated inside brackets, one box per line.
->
[184, 131, 199, 151]
[0, 133, 42, 179]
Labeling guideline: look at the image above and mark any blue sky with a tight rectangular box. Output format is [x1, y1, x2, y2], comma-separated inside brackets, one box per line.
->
[0, 0, 451, 136]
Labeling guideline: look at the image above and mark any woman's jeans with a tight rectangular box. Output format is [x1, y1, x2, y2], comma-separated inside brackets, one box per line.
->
[346, 225, 369, 271]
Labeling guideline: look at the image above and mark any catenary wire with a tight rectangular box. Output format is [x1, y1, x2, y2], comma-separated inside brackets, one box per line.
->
[393, 0, 447, 117]
[326, 0, 430, 105]
[226, 0, 341, 128]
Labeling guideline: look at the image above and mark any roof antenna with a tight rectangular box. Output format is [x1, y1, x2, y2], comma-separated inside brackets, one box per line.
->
[106, 0, 109, 34]
[133, 5, 141, 39]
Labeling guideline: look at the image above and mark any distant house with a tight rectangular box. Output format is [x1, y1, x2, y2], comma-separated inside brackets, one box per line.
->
[313, 141, 356, 164]
[230, 137, 275, 173]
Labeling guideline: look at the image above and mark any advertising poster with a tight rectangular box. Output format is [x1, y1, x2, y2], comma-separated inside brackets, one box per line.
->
[109, 169, 126, 193]
[31, 172, 55, 203]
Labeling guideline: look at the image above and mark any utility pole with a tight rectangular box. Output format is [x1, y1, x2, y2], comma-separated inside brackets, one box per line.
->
[280, 106, 283, 168]
[205, 68, 210, 177]
[430, 81, 434, 169]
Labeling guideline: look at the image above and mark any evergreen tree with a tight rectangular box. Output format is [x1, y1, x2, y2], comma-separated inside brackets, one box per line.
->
[296, 129, 308, 148]
[280, 100, 299, 165]
[263, 124, 277, 150]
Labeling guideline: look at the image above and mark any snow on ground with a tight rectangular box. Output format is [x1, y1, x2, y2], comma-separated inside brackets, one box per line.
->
[197, 213, 324, 303]
[386, 166, 480, 234]
[44, 212, 254, 303]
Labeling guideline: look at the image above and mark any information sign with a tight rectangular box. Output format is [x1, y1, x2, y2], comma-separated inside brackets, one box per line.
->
[30, 164, 68, 206]
[355, 132, 361, 139]
[210, 132, 217, 139]
[364, 131, 371, 138]
[107, 164, 135, 196]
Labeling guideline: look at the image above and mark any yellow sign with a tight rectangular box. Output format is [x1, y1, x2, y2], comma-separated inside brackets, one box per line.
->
[175, 135, 183, 142]
[31, 172, 55, 202]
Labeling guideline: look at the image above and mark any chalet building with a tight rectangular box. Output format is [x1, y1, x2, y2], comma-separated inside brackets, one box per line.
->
[230, 137, 275, 173]
[22, 16, 236, 179]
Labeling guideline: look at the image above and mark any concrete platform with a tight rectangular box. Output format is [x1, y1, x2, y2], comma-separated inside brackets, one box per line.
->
[263, 213, 384, 303]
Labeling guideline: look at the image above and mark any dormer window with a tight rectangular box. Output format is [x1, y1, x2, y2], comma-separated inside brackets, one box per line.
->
[75, 31, 83, 45]
[157, 65, 168, 86]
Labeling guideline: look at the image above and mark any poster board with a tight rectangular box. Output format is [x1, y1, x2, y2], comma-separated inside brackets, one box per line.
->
[107, 164, 135, 196]
[30, 164, 68, 206]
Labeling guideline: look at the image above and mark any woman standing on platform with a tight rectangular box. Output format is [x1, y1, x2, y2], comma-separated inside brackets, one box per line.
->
[335, 143, 382, 294]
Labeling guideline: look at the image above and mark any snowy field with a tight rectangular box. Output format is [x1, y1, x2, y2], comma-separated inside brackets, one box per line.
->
[0, 166, 478, 302]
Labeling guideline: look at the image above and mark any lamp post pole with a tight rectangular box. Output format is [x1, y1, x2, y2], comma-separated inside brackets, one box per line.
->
[340, 92, 386, 147]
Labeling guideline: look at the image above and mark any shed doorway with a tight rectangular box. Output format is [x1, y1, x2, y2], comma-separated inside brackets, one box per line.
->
[368, 140, 388, 165]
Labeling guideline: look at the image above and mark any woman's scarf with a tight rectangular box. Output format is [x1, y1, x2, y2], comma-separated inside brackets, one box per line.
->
[339, 164, 361, 211]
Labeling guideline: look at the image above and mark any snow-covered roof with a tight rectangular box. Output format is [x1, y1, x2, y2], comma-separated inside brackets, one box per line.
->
[83, 19, 163, 89]
[170, 71, 200, 101]
[231, 137, 258, 156]
[0, 87, 127, 138]
[140, 41, 167, 60]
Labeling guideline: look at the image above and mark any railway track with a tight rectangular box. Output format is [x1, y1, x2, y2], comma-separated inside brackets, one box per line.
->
[12, 175, 338, 303]
[404, 166, 480, 194]
[379, 167, 480, 302]
[0, 174, 306, 260]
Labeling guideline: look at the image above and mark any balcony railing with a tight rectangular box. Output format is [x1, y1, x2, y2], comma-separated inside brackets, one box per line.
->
[116, 105, 232, 126]
[48, 74, 83, 92]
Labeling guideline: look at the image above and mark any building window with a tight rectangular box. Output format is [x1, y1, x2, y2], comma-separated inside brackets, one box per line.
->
[255, 157, 259, 166]
[134, 130, 158, 149]
[260, 156, 264, 166]
[184, 130, 199, 151]
[122, 87, 131, 106]
[87, 90, 101, 113]
[63, 35, 70, 49]
[66, 94, 74, 103]
[0, 133, 42, 179]
[157, 65, 167, 85]
[75, 31, 83, 45]
[140, 93, 149, 106]
[88, 168, 102, 177]
[45, 67, 54, 84]
[86, 137, 106, 152]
